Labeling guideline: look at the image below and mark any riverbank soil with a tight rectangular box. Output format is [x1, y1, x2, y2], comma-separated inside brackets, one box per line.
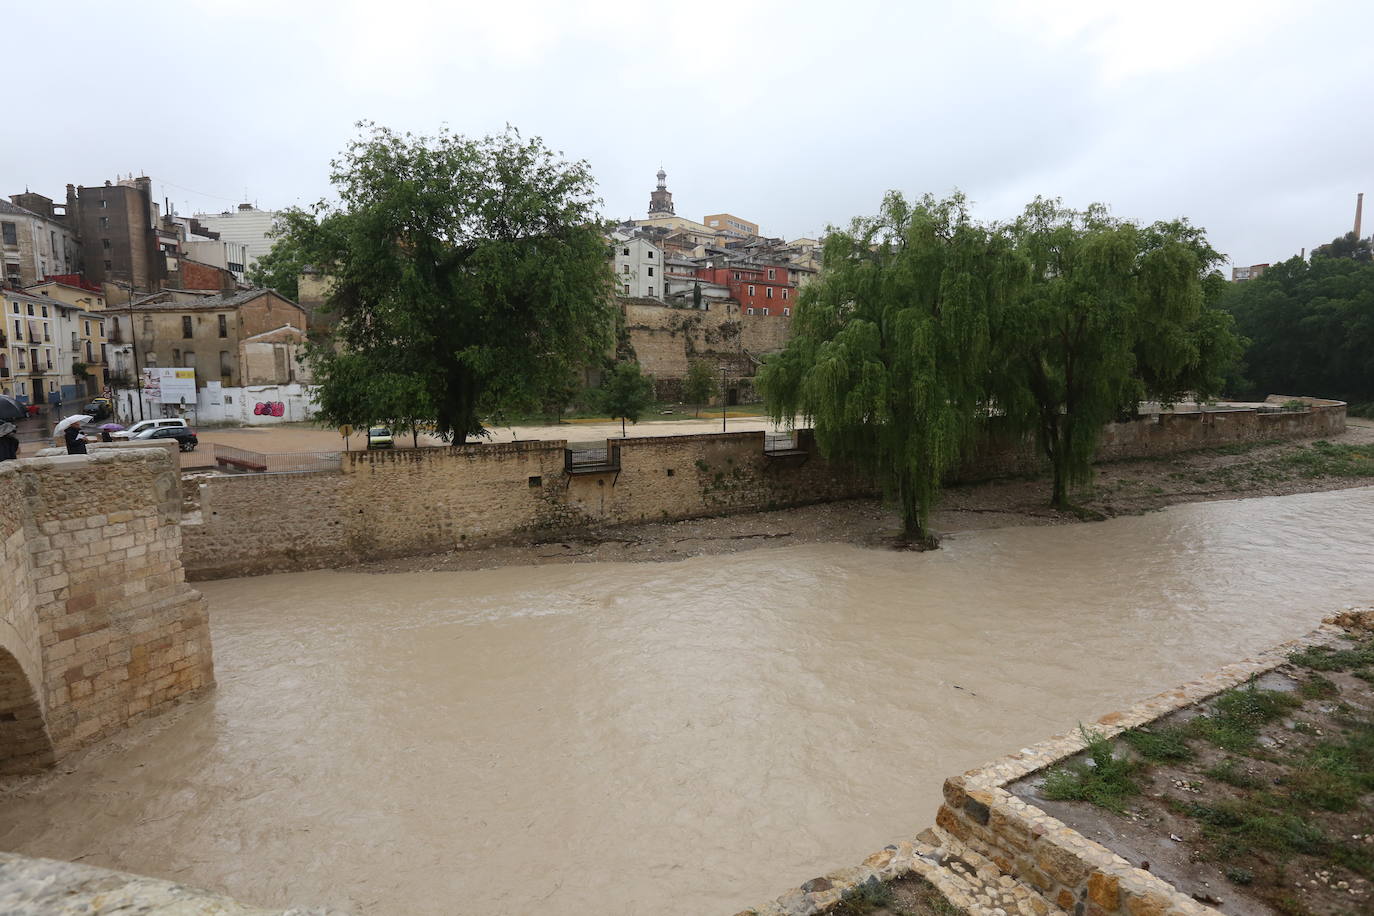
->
[359, 422, 1374, 575]
[1013, 630, 1374, 915]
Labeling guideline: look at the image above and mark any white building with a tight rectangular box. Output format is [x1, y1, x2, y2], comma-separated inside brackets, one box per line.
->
[612, 236, 664, 299]
[1, 196, 81, 287]
[191, 203, 278, 271]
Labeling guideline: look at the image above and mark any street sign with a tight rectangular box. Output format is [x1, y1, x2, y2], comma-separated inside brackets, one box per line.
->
[339, 424, 354, 438]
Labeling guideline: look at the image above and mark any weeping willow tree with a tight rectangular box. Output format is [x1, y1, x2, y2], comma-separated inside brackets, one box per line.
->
[758, 192, 1026, 545]
[994, 199, 1241, 508]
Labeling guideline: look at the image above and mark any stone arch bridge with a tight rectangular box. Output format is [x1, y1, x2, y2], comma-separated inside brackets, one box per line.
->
[0, 449, 213, 775]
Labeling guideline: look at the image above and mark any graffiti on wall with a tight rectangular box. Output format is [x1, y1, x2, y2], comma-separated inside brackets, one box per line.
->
[253, 401, 286, 417]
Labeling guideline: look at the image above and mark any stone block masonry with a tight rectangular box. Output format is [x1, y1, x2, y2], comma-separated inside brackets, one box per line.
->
[0, 448, 214, 774]
[182, 431, 870, 579]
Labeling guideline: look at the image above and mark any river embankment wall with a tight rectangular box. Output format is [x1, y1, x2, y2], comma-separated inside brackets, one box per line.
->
[180, 397, 1345, 580]
[0, 449, 214, 774]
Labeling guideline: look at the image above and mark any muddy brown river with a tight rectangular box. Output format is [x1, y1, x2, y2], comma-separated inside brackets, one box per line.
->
[3, 488, 1374, 913]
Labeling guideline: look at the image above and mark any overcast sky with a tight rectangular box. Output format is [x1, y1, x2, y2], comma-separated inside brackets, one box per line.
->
[4, 0, 1370, 267]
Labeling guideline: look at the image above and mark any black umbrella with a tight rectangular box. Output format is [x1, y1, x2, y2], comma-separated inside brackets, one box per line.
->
[0, 395, 27, 421]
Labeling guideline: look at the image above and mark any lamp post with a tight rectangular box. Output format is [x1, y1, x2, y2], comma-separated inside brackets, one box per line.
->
[719, 365, 727, 432]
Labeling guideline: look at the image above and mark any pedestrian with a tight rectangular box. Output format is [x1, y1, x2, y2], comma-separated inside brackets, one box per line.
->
[101, 428, 113, 442]
[64, 423, 88, 455]
[0, 422, 18, 462]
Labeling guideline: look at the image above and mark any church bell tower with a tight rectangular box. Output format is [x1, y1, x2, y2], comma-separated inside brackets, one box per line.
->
[648, 168, 674, 216]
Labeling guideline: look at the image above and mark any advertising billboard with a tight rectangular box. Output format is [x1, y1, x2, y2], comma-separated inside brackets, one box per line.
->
[142, 368, 197, 405]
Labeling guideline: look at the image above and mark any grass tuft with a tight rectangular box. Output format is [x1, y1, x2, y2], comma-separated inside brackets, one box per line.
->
[1041, 728, 1140, 813]
[1121, 725, 1194, 762]
[1188, 681, 1300, 751]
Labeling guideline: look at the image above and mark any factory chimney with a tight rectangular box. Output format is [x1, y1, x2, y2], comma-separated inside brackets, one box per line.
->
[1356, 192, 1364, 239]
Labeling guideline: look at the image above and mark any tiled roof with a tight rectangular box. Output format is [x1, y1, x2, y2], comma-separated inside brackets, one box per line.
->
[0, 199, 41, 219]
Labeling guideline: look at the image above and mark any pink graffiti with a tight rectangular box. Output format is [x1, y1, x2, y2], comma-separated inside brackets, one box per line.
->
[253, 401, 286, 417]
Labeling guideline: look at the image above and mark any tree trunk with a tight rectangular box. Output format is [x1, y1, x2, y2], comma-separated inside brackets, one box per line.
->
[1051, 455, 1069, 509]
[621, 416, 626, 436]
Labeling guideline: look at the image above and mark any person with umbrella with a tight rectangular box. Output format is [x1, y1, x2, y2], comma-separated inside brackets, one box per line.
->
[0, 394, 28, 423]
[0, 421, 18, 462]
[53, 414, 92, 456]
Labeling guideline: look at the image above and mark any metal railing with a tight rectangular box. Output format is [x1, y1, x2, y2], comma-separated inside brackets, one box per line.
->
[565, 445, 620, 473]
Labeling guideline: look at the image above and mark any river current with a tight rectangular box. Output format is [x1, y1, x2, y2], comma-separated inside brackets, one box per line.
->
[3, 488, 1373, 913]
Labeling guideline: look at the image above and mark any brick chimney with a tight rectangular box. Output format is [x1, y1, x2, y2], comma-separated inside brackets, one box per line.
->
[1356, 192, 1364, 239]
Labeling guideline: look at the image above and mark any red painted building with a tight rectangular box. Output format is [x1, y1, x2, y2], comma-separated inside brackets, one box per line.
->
[694, 264, 794, 315]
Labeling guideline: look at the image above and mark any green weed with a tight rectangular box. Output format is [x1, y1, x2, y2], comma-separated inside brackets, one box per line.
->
[1289, 640, 1374, 672]
[1188, 682, 1300, 751]
[1204, 757, 1264, 789]
[1121, 725, 1194, 762]
[1041, 728, 1140, 812]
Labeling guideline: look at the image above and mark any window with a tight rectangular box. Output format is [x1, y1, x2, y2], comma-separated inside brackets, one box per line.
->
[182, 315, 193, 338]
[99, 199, 108, 209]
[217, 314, 227, 338]
[766, 287, 774, 299]
[623, 283, 630, 295]
[648, 286, 654, 297]
[622, 247, 629, 256]
[1, 222, 15, 245]
[45, 350, 52, 369]
[782, 289, 789, 300]
[783, 307, 791, 317]
[768, 269, 776, 280]
[622, 264, 629, 274]
[647, 250, 654, 259]
[42, 325, 49, 341]
[746, 307, 755, 315]
[84, 321, 90, 335]
[734, 272, 740, 281]
[102, 238, 111, 250]
[98, 216, 109, 229]
[748, 285, 755, 296]
[13, 319, 19, 337]
[647, 266, 654, 277]
[40, 305, 47, 317]
[104, 260, 112, 270]
[26, 304, 33, 316]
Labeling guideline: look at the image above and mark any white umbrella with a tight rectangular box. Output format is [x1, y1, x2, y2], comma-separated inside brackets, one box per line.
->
[53, 414, 93, 435]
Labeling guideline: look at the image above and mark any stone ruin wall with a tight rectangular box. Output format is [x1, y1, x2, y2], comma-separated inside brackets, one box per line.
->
[0, 450, 214, 774]
[622, 301, 790, 399]
[181, 397, 1345, 581]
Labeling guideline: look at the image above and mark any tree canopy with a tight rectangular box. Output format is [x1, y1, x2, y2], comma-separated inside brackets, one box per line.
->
[760, 193, 1242, 539]
[278, 123, 617, 441]
[598, 361, 655, 436]
[244, 209, 319, 302]
[1223, 241, 1374, 405]
[758, 192, 1025, 543]
[995, 199, 1242, 507]
[683, 359, 716, 417]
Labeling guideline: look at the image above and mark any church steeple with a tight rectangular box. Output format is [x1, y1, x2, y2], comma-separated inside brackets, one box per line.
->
[648, 167, 674, 216]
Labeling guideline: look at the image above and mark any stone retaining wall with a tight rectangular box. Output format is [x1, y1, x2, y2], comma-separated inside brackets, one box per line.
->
[181, 430, 869, 579]
[741, 611, 1371, 916]
[181, 397, 1344, 581]
[0, 450, 214, 774]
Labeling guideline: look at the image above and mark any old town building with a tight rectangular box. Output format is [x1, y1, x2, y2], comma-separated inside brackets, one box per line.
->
[1, 194, 81, 287]
[105, 288, 307, 388]
[67, 177, 166, 293]
[26, 279, 108, 395]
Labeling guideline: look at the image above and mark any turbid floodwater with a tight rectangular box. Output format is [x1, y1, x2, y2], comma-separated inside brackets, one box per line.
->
[3, 487, 1373, 914]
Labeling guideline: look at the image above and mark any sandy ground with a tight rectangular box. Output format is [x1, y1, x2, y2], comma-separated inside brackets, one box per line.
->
[357, 420, 1374, 575]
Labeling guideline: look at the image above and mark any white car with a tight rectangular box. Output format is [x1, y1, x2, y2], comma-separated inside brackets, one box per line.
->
[112, 418, 188, 440]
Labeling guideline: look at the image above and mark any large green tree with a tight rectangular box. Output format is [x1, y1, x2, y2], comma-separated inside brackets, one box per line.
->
[1224, 243, 1374, 404]
[244, 209, 319, 301]
[683, 359, 716, 417]
[996, 199, 1241, 508]
[280, 123, 617, 441]
[758, 192, 1025, 544]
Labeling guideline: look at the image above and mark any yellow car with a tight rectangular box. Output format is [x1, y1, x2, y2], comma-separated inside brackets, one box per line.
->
[367, 427, 394, 449]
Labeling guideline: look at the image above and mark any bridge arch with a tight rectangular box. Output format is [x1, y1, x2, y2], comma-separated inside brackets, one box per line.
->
[0, 645, 55, 775]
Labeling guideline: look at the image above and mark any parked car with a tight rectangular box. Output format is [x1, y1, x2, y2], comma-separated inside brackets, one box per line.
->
[134, 425, 199, 452]
[112, 418, 188, 440]
[81, 398, 113, 422]
[367, 427, 394, 449]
